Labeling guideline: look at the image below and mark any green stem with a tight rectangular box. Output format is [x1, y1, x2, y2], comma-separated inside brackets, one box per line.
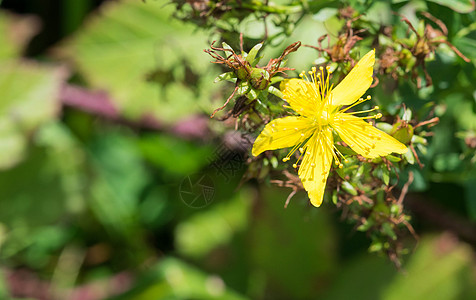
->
[239, 0, 302, 14]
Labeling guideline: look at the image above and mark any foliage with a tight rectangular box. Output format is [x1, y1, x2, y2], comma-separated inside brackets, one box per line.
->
[0, 0, 475, 299]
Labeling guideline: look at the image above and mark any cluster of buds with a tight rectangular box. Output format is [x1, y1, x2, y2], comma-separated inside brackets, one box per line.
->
[381, 13, 469, 87]
[205, 37, 300, 117]
[306, 9, 469, 88]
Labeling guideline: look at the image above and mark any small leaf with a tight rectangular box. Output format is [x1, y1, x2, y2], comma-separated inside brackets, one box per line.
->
[404, 149, 415, 164]
[386, 155, 402, 162]
[214, 72, 236, 83]
[357, 218, 375, 231]
[268, 86, 283, 99]
[381, 223, 397, 240]
[247, 88, 258, 100]
[332, 190, 338, 205]
[341, 181, 358, 196]
[425, 0, 475, 13]
[376, 122, 393, 134]
[222, 42, 234, 52]
[246, 43, 263, 65]
[382, 167, 390, 186]
[270, 76, 285, 84]
[335, 167, 345, 180]
[313, 8, 338, 22]
[368, 241, 383, 253]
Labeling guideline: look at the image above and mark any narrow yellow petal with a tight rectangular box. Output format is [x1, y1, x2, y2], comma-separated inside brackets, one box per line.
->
[280, 79, 318, 117]
[330, 50, 375, 107]
[298, 128, 334, 207]
[331, 113, 408, 158]
[252, 116, 313, 157]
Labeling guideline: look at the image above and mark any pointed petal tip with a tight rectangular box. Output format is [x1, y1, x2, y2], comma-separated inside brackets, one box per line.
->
[308, 189, 324, 207]
[251, 147, 261, 157]
[397, 145, 409, 154]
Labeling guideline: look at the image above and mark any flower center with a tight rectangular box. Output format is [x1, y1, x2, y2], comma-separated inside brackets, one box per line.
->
[317, 110, 329, 126]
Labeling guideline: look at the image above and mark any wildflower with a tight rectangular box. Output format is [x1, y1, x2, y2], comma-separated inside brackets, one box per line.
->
[252, 50, 408, 207]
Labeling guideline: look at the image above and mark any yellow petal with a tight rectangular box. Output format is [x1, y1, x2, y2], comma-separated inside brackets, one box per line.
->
[280, 79, 318, 117]
[298, 128, 334, 207]
[252, 116, 314, 157]
[330, 50, 375, 107]
[331, 113, 408, 158]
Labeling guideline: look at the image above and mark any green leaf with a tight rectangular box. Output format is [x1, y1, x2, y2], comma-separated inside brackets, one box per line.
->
[88, 132, 149, 240]
[111, 258, 248, 300]
[386, 155, 402, 163]
[175, 189, 252, 258]
[0, 62, 64, 169]
[332, 190, 338, 205]
[214, 71, 236, 83]
[335, 167, 345, 180]
[313, 8, 338, 22]
[59, 0, 217, 123]
[222, 42, 234, 52]
[465, 179, 476, 221]
[404, 148, 415, 164]
[382, 236, 475, 300]
[425, 0, 475, 13]
[341, 181, 358, 196]
[381, 223, 397, 240]
[270, 76, 285, 84]
[382, 167, 390, 186]
[0, 11, 38, 60]
[267, 85, 284, 98]
[246, 42, 263, 65]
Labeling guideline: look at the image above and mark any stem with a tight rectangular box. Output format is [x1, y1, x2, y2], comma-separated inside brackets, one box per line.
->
[239, 0, 302, 14]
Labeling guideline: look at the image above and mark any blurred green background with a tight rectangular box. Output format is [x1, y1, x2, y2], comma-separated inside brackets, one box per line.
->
[0, 0, 475, 299]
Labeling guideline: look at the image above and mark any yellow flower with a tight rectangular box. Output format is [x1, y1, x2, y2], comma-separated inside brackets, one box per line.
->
[252, 50, 408, 207]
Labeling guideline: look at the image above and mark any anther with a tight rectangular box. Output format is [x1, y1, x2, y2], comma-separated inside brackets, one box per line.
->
[282, 157, 290, 162]
[299, 148, 304, 153]
[366, 95, 371, 100]
[319, 66, 324, 71]
[375, 113, 382, 119]
[374, 105, 379, 110]
[339, 163, 343, 168]
[293, 163, 297, 168]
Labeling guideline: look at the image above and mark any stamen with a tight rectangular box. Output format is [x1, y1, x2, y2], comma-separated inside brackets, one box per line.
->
[345, 105, 380, 115]
[339, 97, 369, 113]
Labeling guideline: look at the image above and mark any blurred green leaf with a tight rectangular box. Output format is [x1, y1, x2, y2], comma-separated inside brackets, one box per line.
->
[249, 187, 337, 299]
[426, 0, 475, 13]
[0, 62, 64, 169]
[88, 132, 149, 239]
[0, 11, 38, 60]
[59, 0, 217, 123]
[0, 145, 72, 260]
[111, 257, 248, 300]
[323, 254, 396, 300]
[175, 189, 251, 258]
[382, 235, 476, 300]
[139, 134, 214, 177]
[464, 179, 476, 220]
